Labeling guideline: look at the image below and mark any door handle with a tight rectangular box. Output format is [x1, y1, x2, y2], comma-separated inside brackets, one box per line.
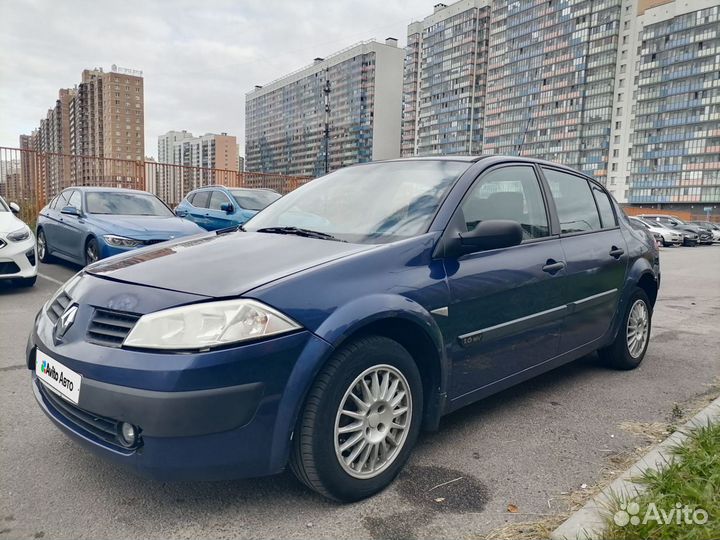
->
[609, 246, 624, 259]
[542, 259, 565, 274]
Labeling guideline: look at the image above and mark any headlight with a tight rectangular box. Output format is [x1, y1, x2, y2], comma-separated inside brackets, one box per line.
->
[7, 226, 31, 242]
[103, 235, 143, 248]
[123, 299, 301, 350]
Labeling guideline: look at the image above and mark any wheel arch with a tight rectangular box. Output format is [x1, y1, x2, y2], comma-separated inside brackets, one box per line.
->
[267, 295, 449, 473]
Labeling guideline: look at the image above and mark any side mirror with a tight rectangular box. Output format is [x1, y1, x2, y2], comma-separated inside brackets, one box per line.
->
[458, 219, 524, 254]
[9, 202, 20, 214]
[61, 205, 81, 217]
[220, 202, 234, 214]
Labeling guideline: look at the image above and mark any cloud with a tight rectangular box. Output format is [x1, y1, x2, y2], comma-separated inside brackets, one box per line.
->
[0, 0, 420, 158]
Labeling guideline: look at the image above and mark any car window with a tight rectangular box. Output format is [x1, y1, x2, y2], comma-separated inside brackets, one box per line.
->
[209, 190, 231, 211]
[543, 168, 601, 233]
[591, 185, 616, 228]
[186, 192, 196, 205]
[192, 191, 211, 208]
[229, 189, 281, 211]
[67, 191, 82, 210]
[245, 160, 469, 244]
[55, 191, 71, 209]
[461, 165, 549, 240]
[85, 191, 173, 216]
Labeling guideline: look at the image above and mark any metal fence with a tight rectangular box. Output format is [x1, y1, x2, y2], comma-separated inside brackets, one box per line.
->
[0, 146, 311, 225]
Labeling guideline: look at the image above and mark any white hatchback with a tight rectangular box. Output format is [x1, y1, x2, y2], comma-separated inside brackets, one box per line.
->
[0, 197, 37, 286]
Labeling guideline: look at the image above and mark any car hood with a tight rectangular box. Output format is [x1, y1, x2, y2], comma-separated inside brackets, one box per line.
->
[88, 215, 203, 238]
[0, 212, 25, 234]
[86, 231, 375, 297]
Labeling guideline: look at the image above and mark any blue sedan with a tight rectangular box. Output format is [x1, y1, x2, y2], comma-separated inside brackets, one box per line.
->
[174, 186, 281, 231]
[28, 157, 659, 502]
[36, 187, 205, 266]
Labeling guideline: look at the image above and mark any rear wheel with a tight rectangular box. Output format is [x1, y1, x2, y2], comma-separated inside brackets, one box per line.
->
[37, 229, 53, 263]
[598, 288, 652, 370]
[290, 335, 423, 502]
[85, 238, 100, 266]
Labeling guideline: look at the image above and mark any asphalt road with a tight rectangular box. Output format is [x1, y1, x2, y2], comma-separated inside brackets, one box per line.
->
[1, 246, 719, 540]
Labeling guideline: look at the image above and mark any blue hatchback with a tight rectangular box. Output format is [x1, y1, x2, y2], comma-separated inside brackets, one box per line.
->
[28, 157, 659, 502]
[174, 186, 281, 230]
[36, 187, 204, 266]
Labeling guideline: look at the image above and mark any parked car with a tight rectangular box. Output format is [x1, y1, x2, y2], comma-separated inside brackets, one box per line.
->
[29, 157, 660, 502]
[36, 187, 205, 266]
[175, 186, 281, 231]
[688, 221, 720, 242]
[629, 216, 682, 247]
[638, 214, 712, 245]
[0, 196, 37, 286]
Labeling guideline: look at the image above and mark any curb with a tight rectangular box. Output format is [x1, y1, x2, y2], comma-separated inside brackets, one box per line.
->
[550, 394, 720, 540]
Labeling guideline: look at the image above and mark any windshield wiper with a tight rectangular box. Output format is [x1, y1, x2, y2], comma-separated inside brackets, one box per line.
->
[255, 226, 346, 242]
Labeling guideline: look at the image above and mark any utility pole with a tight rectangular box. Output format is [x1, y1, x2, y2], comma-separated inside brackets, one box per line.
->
[323, 74, 331, 174]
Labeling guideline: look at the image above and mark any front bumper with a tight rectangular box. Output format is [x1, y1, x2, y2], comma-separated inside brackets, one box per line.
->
[0, 235, 37, 279]
[27, 280, 334, 480]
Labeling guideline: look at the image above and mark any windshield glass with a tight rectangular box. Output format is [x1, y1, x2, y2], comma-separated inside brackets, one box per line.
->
[229, 189, 281, 211]
[86, 192, 173, 216]
[0, 197, 9, 212]
[244, 160, 469, 244]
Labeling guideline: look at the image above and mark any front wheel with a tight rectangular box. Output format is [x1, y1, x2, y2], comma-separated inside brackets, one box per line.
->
[85, 238, 100, 266]
[598, 288, 652, 370]
[37, 229, 53, 263]
[290, 335, 423, 502]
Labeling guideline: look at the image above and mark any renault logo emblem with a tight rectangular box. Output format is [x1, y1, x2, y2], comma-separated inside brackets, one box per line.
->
[54, 305, 78, 342]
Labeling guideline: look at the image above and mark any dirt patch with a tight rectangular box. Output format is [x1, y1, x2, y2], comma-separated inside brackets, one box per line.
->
[396, 464, 490, 514]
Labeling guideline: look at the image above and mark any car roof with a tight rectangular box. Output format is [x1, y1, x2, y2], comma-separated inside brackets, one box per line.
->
[64, 186, 151, 195]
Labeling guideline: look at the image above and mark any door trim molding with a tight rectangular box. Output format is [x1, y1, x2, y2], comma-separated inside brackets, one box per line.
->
[457, 288, 618, 347]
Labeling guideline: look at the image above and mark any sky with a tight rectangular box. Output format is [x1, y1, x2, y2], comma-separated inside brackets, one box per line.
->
[0, 0, 421, 158]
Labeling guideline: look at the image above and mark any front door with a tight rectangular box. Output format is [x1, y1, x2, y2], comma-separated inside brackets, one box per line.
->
[206, 190, 236, 230]
[540, 167, 628, 354]
[55, 190, 87, 261]
[443, 164, 566, 403]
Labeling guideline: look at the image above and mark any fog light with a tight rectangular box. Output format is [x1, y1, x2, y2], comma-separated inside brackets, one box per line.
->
[119, 422, 138, 447]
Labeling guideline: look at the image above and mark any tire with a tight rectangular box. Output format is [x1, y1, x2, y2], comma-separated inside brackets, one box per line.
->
[37, 229, 53, 263]
[290, 335, 423, 502]
[16, 276, 37, 287]
[85, 237, 100, 266]
[598, 288, 652, 370]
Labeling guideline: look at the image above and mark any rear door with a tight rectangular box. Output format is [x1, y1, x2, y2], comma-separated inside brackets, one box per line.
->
[541, 167, 627, 354]
[443, 164, 567, 403]
[188, 190, 211, 229]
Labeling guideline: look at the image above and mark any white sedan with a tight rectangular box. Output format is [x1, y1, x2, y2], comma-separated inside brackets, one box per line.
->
[0, 197, 37, 287]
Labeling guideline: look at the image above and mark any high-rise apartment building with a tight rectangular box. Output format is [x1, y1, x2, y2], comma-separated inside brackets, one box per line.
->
[401, 0, 491, 157]
[483, 0, 626, 187]
[157, 131, 239, 204]
[245, 39, 405, 176]
[20, 66, 144, 197]
[628, 0, 720, 208]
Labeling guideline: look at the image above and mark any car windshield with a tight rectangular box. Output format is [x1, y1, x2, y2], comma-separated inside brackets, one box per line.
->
[229, 189, 281, 211]
[85, 192, 173, 216]
[244, 160, 470, 244]
[0, 197, 9, 212]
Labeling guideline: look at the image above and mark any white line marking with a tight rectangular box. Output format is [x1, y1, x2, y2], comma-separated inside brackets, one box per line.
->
[38, 273, 64, 286]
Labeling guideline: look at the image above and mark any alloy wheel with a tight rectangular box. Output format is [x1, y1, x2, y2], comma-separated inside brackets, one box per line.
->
[37, 232, 46, 259]
[86, 242, 99, 264]
[626, 299, 649, 358]
[334, 364, 412, 479]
